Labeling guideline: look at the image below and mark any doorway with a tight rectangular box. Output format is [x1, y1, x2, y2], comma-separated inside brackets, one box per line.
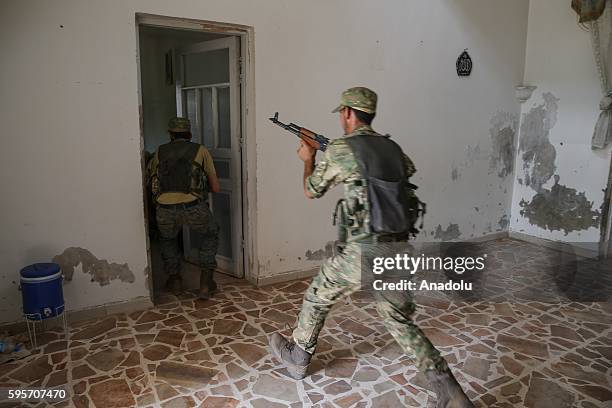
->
[136, 16, 254, 298]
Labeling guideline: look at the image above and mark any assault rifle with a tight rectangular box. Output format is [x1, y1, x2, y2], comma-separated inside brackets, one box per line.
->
[269, 112, 330, 152]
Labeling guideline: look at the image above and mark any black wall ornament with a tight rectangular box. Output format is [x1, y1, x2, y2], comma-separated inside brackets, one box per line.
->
[456, 49, 472, 77]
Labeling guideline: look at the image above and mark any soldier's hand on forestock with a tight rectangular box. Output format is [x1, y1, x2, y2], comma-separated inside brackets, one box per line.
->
[297, 140, 316, 162]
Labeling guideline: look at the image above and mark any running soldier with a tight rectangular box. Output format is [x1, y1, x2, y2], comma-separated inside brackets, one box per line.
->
[269, 88, 473, 407]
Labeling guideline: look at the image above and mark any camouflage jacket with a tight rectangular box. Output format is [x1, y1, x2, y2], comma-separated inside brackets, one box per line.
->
[306, 125, 416, 241]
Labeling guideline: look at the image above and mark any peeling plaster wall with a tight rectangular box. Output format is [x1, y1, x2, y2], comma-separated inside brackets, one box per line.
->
[509, 0, 612, 246]
[254, 0, 530, 276]
[0, 1, 154, 324]
[0, 0, 529, 322]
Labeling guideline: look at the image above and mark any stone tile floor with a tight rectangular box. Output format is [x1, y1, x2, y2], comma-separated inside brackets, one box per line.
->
[0, 239, 611, 407]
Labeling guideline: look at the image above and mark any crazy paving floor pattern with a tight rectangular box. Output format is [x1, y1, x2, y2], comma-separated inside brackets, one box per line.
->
[1, 239, 611, 407]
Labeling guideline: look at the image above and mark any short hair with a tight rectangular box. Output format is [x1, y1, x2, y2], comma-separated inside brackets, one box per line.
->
[349, 107, 375, 125]
[169, 131, 192, 140]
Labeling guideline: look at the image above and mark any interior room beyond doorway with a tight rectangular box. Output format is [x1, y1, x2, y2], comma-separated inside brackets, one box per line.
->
[138, 24, 245, 300]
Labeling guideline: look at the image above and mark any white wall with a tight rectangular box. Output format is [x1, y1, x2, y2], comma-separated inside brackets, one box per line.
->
[509, 0, 611, 246]
[0, 0, 529, 323]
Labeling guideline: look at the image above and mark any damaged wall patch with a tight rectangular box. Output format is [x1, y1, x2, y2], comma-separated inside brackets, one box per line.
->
[434, 223, 461, 241]
[519, 92, 559, 191]
[489, 111, 518, 178]
[305, 241, 335, 260]
[519, 176, 601, 235]
[451, 166, 460, 181]
[517, 91, 602, 234]
[53, 247, 135, 286]
[497, 214, 510, 230]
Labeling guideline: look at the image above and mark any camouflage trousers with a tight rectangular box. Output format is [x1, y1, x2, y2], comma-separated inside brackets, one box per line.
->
[292, 242, 448, 373]
[156, 201, 219, 276]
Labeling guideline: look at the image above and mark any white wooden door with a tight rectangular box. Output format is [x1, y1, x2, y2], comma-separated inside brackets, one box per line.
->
[175, 37, 242, 277]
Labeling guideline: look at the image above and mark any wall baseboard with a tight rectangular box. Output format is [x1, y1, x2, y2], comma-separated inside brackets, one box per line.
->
[509, 231, 599, 258]
[0, 296, 153, 335]
[255, 231, 511, 287]
[257, 267, 319, 287]
[466, 231, 509, 242]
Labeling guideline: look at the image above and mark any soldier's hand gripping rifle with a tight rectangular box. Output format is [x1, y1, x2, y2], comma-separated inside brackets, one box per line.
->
[269, 112, 330, 152]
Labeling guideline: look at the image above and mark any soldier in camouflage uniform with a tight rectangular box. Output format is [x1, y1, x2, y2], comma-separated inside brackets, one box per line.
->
[149, 117, 220, 299]
[269, 88, 473, 407]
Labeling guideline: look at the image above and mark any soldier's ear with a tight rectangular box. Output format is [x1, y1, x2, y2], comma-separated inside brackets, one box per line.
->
[345, 107, 354, 121]
[340, 107, 348, 120]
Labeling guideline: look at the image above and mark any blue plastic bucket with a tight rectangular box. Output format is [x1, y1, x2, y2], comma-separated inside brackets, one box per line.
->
[20, 263, 64, 321]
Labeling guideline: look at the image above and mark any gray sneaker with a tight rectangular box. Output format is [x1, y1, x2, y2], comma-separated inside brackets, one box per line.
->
[425, 369, 475, 408]
[269, 332, 312, 380]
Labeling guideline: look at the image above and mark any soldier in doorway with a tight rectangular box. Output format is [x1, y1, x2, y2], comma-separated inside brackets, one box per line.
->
[149, 117, 220, 299]
[269, 88, 474, 407]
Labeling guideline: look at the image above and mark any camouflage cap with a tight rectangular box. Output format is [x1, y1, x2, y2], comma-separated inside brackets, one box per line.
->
[332, 87, 377, 114]
[168, 117, 191, 132]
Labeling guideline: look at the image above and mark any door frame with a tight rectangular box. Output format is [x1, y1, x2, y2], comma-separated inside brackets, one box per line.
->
[135, 13, 258, 287]
[600, 150, 612, 258]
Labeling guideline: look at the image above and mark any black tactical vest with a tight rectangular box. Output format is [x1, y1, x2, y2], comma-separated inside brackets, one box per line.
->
[157, 141, 204, 196]
[346, 134, 422, 235]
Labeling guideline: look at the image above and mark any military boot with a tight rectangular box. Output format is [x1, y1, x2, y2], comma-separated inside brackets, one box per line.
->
[269, 332, 312, 380]
[425, 369, 474, 408]
[165, 275, 182, 295]
[198, 269, 218, 300]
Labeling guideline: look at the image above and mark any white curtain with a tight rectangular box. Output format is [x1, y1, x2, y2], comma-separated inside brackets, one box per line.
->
[590, 1, 612, 149]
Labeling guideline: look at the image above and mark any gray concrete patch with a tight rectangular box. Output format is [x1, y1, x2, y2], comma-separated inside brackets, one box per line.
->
[53, 247, 135, 286]
[451, 166, 461, 181]
[519, 176, 601, 235]
[434, 223, 461, 241]
[305, 241, 335, 260]
[489, 111, 518, 178]
[498, 214, 510, 231]
[519, 92, 559, 192]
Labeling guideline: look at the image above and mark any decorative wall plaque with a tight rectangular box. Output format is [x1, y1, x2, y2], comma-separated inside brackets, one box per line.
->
[456, 49, 472, 77]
